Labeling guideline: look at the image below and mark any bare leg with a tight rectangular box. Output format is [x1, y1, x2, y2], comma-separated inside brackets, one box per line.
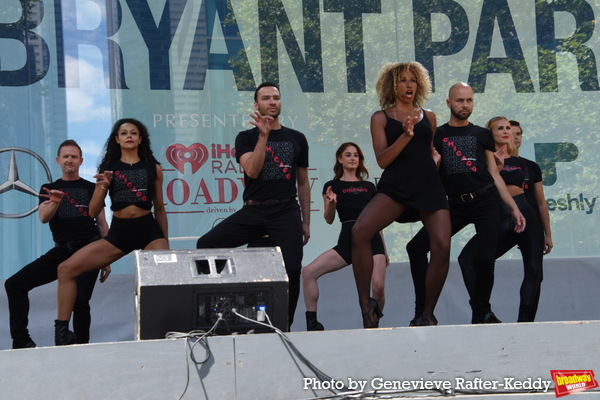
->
[57, 240, 124, 321]
[302, 250, 348, 312]
[351, 194, 404, 327]
[420, 209, 451, 321]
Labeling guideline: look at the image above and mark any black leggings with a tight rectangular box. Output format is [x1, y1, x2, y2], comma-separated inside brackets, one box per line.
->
[458, 194, 544, 321]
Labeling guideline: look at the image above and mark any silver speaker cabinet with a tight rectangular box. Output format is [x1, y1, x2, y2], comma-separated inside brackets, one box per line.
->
[134, 247, 289, 340]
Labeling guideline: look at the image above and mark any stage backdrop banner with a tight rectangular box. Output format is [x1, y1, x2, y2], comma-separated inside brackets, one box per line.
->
[1, 0, 599, 278]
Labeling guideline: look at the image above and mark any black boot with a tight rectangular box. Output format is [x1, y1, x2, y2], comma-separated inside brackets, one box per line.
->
[55, 320, 75, 346]
[306, 311, 324, 331]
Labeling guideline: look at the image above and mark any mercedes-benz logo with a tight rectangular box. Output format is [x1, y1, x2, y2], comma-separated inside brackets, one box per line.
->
[0, 147, 52, 219]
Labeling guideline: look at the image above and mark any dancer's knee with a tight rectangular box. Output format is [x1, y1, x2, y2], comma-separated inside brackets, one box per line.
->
[57, 261, 78, 281]
[351, 222, 372, 246]
[302, 265, 317, 283]
[430, 237, 450, 260]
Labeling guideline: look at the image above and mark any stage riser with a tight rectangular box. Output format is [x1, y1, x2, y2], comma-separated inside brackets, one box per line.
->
[1, 321, 598, 399]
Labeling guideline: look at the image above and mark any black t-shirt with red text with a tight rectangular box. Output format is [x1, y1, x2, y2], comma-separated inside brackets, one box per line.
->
[235, 126, 309, 202]
[322, 180, 376, 222]
[500, 156, 527, 188]
[108, 160, 156, 211]
[39, 179, 101, 244]
[434, 123, 496, 196]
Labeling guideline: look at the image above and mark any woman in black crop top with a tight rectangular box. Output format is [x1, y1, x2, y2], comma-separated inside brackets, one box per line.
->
[351, 62, 451, 328]
[459, 117, 544, 322]
[302, 143, 387, 331]
[53, 118, 169, 345]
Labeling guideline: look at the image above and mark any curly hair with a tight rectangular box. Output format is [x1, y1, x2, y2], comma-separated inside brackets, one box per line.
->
[486, 116, 516, 156]
[333, 142, 369, 180]
[98, 118, 159, 172]
[375, 62, 432, 109]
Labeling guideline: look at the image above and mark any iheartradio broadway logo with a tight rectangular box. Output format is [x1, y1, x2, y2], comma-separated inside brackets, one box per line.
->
[551, 370, 598, 397]
[166, 143, 209, 174]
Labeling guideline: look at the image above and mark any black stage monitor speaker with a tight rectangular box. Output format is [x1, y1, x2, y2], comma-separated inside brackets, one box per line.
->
[134, 247, 288, 340]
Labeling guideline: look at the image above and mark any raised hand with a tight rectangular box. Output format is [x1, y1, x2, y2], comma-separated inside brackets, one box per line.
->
[493, 146, 506, 172]
[403, 114, 419, 138]
[94, 171, 114, 189]
[325, 186, 337, 203]
[40, 187, 65, 203]
[249, 111, 275, 137]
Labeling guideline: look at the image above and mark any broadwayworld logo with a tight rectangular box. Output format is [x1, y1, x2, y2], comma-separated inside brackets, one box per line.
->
[551, 370, 598, 397]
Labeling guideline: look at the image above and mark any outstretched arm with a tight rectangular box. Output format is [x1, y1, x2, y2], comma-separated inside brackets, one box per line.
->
[38, 187, 64, 223]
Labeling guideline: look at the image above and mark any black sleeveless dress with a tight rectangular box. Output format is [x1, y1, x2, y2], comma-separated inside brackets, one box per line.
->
[376, 109, 448, 221]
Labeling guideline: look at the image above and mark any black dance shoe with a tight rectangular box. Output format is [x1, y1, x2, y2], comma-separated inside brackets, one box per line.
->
[483, 312, 502, 324]
[361, 298, 382, 329]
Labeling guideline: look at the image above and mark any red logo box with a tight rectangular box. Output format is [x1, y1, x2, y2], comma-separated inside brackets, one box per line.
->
[550, 370, 598, 397]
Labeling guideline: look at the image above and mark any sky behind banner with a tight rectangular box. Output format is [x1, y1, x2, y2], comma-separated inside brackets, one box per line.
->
[1, 0, 600, 278]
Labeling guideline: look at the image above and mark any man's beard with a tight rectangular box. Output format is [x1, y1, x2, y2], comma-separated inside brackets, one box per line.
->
[451, 108, 471, 121]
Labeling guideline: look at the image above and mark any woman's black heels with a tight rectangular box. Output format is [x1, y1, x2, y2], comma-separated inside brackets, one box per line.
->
[361, 297, 383, 329]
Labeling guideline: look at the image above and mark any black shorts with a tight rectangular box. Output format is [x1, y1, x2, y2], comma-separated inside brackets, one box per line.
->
[333, 220, 385, 264]
[104, 213, 165, 254]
